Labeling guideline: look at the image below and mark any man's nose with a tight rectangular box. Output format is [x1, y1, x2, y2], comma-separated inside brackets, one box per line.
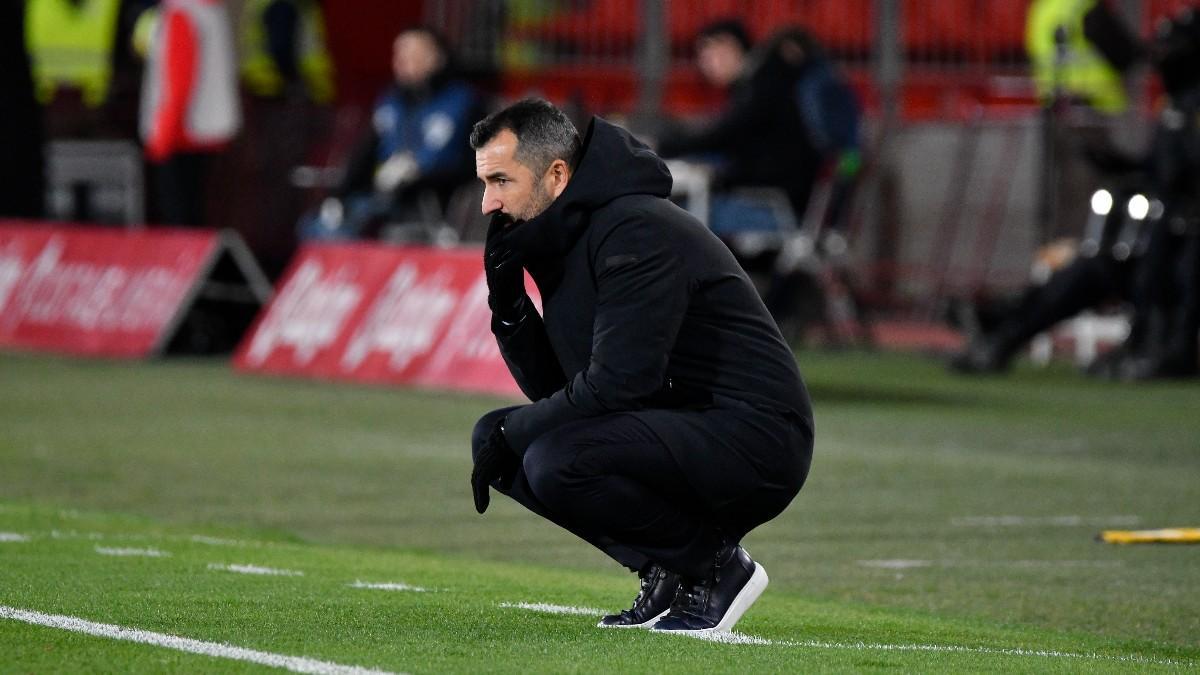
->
[481, 186, 501, 215]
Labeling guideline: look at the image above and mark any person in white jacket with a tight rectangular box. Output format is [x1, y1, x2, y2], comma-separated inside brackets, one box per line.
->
[138, 0, 241, 226]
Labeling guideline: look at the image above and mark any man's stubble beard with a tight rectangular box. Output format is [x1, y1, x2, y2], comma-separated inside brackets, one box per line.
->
[515, 181, 555, 224]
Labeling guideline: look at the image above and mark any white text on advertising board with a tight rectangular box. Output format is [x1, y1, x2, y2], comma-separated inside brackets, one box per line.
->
[246, 260, 362, 365]
[342, 263, 459, 371]
[1, 238, 190, 332]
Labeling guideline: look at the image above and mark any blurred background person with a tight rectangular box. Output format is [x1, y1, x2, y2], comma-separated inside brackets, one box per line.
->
[239, 0, 335, 105]
[1091, 7, 1200, 380]
[657, 19, 819, 236]
[25, 0, 122, 134]
[223, 0, 336, 274]
[137, 0, 241, 227]
[657, 19, 863, 337]
[1, 0, 46, 219]
[299, 26, 483, 242]
[769, 26, 863, 238]
[758, 26, 866, 339]
[1026, 0, 1143, 242]
[951, 7, 1200, 380]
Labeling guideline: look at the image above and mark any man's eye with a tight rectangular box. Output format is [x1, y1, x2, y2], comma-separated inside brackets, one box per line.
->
[496, 178, 508, 185]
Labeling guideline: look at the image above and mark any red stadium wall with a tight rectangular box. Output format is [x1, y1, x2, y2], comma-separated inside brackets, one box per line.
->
[322, 1, 425, 105]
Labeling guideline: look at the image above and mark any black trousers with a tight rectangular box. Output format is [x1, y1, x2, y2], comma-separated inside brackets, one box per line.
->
[153, 152, 211, 227]
[472, 404, 810, 579]
[990, 254, 1129, 360]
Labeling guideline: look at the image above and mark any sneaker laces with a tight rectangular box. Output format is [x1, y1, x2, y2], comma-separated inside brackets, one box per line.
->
[623, 566, 659, 615]
[673, 575, 712, 619]
[673, 546, 731, 618]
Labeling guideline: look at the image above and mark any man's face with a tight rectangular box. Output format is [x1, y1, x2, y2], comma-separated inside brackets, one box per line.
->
[475, 129, 557, 225]
[697, 35, 746, 88]
[393, 31, 442, 87]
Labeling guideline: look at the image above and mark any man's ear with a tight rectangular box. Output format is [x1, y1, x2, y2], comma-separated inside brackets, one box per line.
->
[547, 159, 571, 199]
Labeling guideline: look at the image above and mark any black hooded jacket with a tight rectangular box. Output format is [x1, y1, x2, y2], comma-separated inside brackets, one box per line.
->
[495, 117, 813, 454]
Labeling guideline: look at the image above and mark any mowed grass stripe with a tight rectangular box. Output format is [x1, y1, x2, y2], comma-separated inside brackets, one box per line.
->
[3, 503, 1195, 673]
[2, 352, 1199, 670]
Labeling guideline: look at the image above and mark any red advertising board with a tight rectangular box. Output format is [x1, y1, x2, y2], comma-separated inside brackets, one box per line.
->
[234, 243, 530, 398]
[0, 222, 223, 357]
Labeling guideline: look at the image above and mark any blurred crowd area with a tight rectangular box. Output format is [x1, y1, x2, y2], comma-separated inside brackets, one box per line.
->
[2, 0, 1198, 378]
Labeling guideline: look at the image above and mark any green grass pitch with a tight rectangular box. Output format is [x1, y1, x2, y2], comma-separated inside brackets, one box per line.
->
[1, 350, 1198, 672]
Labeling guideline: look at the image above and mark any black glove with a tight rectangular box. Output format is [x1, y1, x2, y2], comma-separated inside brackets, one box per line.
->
[484, 214, 525, 321]
[471, 418, 519, 514]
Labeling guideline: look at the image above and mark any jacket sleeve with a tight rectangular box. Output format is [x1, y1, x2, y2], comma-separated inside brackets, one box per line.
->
[145, 10, 196, 162]
[493, 295, 568, 402]
[335, 121, 380, 198]
[501, 214, 689, 453]
[657, 78, 774, 159]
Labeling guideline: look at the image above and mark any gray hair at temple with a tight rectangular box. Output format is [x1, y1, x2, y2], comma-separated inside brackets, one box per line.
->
[469, 98, 582, 177]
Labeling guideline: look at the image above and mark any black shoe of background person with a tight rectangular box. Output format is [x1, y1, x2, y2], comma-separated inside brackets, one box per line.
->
[1084, 344, 1133, 380]
[1123, 353, 1200, 381]
[948, 340, 1011, 375]
[651, 545, 768, 634]
[598, 563, 681, 628]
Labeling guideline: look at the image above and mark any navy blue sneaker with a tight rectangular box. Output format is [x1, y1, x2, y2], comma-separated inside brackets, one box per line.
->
[598, 564, 681, 628]
[652, 546, 768, 634]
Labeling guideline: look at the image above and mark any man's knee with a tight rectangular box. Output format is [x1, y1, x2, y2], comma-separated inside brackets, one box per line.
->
[471, 407, 514, 462]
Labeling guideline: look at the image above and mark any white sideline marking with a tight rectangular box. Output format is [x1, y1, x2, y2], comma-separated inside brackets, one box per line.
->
[348, 581, 428, 592]
[498, 602, 607, 616]
[780, 638, 1187, 666]
[667, 632, 1187, 666]
[857, 559, 932, 569]
[857, 559, 1122, 570]
[0, 606, 397, 675]
[0, 532, 30, 542]
[207, 563, 303, 577]
[684, 631, 775, 645]
[51, 529, 105, 540]
[95, 546, 170, 558]
[951, 515, 1140, 527]
[191, 535, 249, 547]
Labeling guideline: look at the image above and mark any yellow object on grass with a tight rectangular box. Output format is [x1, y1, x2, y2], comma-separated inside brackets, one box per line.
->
[1098, 528, 1200, 544]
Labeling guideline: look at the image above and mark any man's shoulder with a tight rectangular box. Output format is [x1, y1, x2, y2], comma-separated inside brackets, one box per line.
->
[584, 194, 725, 262]
[591, 193, 701, 232]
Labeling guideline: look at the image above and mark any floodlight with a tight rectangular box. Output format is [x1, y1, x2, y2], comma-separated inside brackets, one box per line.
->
[1090, 189, 1113, 216]
[1127, 194, 1150, 220]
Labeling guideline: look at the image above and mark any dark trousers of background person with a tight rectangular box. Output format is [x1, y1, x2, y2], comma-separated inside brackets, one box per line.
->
[153, 152, 211, 227]
[471, 402, 811, 578]
[1132, 220, 1200, 370]
[984, 254, 1131, 362]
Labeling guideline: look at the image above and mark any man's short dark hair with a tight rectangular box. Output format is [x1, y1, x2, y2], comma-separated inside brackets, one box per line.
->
[469, 98, 581, 176]
[698, 19, 752, 52]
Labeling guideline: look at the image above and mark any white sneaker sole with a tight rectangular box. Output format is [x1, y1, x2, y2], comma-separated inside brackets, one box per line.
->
[596, 607, 669, 629]
[712, 561, 768, 633]
[654, 562, 769, 634]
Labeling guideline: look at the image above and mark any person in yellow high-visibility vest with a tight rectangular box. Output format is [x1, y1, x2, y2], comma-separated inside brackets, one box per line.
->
[1026, 0, 1135, 114]
[1027, 0, 1144, 242]
[239, 0, 334, 103]
[25, 0, 123, 107]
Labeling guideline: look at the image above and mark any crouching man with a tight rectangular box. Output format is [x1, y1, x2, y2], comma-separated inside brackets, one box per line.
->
[469, 98, 813, 634]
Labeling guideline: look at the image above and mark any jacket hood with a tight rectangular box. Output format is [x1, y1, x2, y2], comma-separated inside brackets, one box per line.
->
[504, 117, 673, 291]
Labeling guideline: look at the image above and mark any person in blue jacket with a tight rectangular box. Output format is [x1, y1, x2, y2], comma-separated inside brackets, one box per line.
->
[772, 26, 863, 234]
[302, 26, 483, 240]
